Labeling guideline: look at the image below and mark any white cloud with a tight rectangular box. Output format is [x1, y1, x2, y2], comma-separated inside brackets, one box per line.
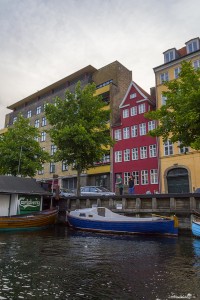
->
[0, 0, 199, 127]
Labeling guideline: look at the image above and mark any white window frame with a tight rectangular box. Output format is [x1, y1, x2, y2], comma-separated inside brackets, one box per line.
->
[42, 116, 47, 127]
[123, 127, 130, 139]
[160, 72, 169, 84]
[36, 106, 42, 115]
[174, 67, 181, 79]
[132, 148, 138, 160]
[140, 146, 147, 159]
[193, 60, 200, 70]
[161, 94, 167, 105]
[149, 144, 157, 158]
[123, 109, 129, 118]
[132, 171, 139, 185]
[124, 149, 130, 161]
[141, 170, 148, 185]
[130, 106, 137, 116]
[138, 103, 145, 114]
[41, 131, 46, 142]
[115, 151, 122, 162]
[130, 93, 137, 99]
[51, 144, 57, 155]
[164, 140, 173, 156]
[139, 123, 146, 136]
[38, 164, 44, 175]
[27, 110, 32, 118]
[50, 162, 55, 173]
[124, 172, 131, 185]
[148, 121, 156, 131]
[150, 169, 158, 184]
[131, 125, 138, 137]
[34, 119, 40, 128]
[164, 50, 175, 63]
[62, 161, 68, 171]
[114, 129, 122, 141]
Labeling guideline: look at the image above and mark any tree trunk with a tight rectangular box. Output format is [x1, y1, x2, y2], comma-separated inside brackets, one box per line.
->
[76, 168, 81, 196]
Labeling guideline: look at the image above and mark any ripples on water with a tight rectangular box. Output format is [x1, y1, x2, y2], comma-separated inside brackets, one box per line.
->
[0, 226, 200, 300]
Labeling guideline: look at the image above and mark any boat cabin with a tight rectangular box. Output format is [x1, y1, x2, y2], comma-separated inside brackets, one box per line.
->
[0, 176, 50, 216]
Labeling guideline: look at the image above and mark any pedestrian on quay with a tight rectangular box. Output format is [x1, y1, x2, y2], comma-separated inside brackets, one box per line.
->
[116, 174, 124, 195]
[128, 175, 135, 194]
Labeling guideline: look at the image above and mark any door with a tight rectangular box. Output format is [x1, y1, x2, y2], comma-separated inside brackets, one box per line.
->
[167, 168, 189, 193]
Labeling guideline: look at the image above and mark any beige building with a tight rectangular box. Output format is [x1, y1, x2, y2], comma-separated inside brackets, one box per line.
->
[154, 37, 200, 193]
[5, 61, 132, 191]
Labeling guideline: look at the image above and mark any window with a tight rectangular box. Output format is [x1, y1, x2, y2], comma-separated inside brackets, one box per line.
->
[35, 136, 39, 142]
[139, 123, 146, 136]
[141, 170, 148, 185]
[115, 151, 122, 162]
[160, 72, 169, 83]
[130, 93, 137, 99]
[148, 121, 156, 131]
[62, 161, 68, 171]
[123, 127, 130, 139]
[34, 119, 40, 128]
[124, 149, 130, 161]
[150, 169, 158, 184]
[138, 103, 145, 114]
[36, 106, 42, 115]
[161, 94, 167, 105]
[42, 116, 47, 127]
[41, 131, 46, 142]
[50, 162, 55, 173]
[186, 39, 199, 54]
[102, 153, 110, 164]
[51, 144, 57, 155]
[140, 146, 147, 159]
[193, 60, 200, 69]
[132, 171, 139, 185]
[38, 165, 44, 175]
[132, 148, 138, 160]
[13, 117, 17, 124]
[130, 106, 137, 116]
[174, 67, 181, 79]
[164, 140, 173, 156]
[27, 110, 32, 118]
[149, 144, 157, 157]
[131, 125, 138, 137]
[164, 50, 175, 63]
[114, 129, 122, 140]
[123, 109, 129, 118]
[124, 172, 131, 185]
[178, 142, 189, 154]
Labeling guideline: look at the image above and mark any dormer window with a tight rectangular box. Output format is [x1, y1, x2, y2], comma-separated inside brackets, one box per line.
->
[164, 49, 175, 63]
[186, 38, 200, 54]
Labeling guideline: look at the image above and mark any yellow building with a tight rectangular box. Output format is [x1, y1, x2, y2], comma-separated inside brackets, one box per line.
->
[154, 37, 200, 193]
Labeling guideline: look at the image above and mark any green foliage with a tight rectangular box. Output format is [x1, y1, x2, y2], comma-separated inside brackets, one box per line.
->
[0, 115, 50, 176]
[145, 61, 200, 149]
[45, 82, 114, 194]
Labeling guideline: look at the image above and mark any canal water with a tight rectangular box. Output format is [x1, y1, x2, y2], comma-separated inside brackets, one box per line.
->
[0, 226, 200, 300]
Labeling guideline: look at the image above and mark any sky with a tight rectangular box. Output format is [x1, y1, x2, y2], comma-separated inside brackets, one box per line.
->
[0, 0, 199, 128]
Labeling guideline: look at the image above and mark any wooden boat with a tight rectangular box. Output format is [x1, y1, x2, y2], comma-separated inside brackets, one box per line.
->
[192, 211, 200, 237]
[67, 207, 178, 236]
[0, 208, 58, 231]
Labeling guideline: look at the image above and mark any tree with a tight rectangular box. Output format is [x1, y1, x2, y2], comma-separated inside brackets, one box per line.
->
[45, 82, 114, 195]
[0, 115, 50, 176]
[145, 61, 200, 150]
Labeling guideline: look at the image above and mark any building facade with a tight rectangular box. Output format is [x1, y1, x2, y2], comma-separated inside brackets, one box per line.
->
[112, 81, 159, 194]
[5, 61, 132, 191]
[154, 37, 200, 193]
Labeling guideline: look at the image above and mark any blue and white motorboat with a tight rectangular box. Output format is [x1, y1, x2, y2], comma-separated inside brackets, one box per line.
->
[66, 207, 178, 236]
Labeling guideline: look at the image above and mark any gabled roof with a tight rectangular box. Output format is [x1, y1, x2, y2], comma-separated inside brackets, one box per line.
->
[119, 81, 155, 108]
[0, 176, 50, 195]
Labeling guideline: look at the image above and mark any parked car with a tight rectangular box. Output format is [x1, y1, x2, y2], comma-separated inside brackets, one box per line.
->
[194, 188, 200, 193]
[81, 186, 115, 196]
[59, 188, 75, 197]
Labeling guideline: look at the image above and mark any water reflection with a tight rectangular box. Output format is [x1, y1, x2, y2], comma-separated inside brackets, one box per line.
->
[0, 226, 199, 299]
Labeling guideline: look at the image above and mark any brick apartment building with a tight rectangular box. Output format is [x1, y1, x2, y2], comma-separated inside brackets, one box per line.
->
[5, 61, 132, 191]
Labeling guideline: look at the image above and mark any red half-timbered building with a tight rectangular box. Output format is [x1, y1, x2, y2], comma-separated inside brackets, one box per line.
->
[112, 81, 159, 194]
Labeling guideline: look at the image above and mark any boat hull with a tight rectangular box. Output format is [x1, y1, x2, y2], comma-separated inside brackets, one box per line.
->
[0, 208, 58, 231]
[192, 221, 200, 238]
[67, 214, 178, 236]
